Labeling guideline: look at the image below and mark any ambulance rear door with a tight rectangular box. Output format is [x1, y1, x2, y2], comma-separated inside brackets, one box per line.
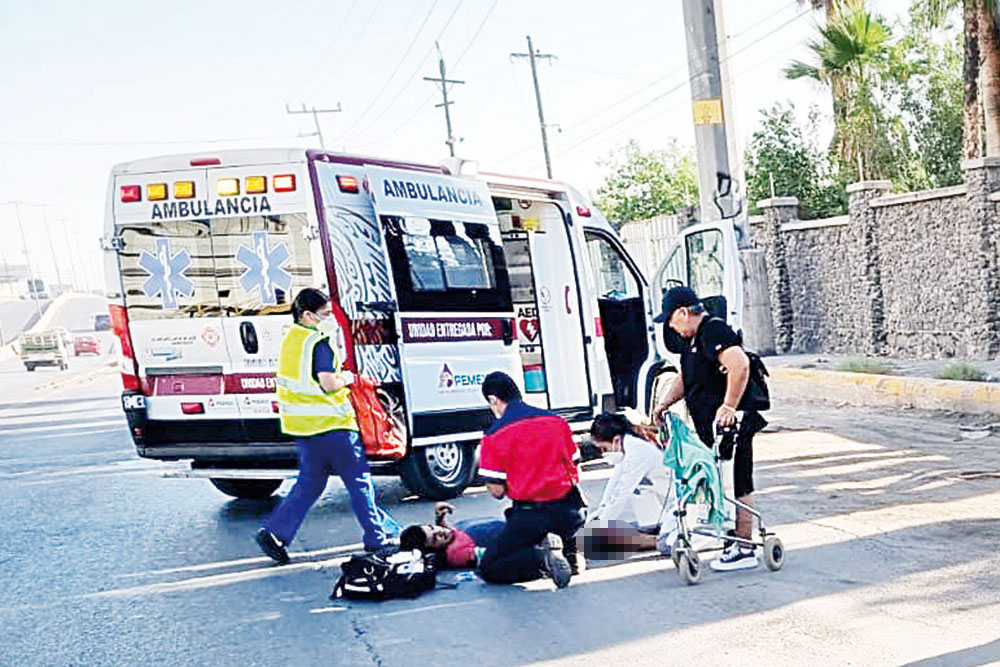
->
[205, 164, 319, 438]
[112, 169, 241, 429]
[367, 166, 521, 443]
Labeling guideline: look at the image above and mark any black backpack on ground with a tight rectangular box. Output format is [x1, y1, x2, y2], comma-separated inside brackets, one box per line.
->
[331, 550, 438, 601]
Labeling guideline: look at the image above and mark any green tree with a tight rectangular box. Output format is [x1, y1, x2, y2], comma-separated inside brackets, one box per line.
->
[593, 139, 698, 226]
[785, 0, 908, 182]
[744, 102, 847, 219]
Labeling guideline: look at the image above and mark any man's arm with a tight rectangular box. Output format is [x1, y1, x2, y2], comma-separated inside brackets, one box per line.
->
[435, 502, 455, 527]
[715, 346, 750, 427]
[485, 482, 506, 499]
[651, 370, 685, 423]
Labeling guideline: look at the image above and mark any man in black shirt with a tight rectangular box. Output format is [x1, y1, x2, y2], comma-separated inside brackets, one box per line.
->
[650, 286, 766, 571]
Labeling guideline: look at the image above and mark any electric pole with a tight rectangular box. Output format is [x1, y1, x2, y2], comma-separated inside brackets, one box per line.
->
[285, 102, 342, 149]
[423, 42, 464, 157]
[6, 201, 42, 319]
[511, 35, 556, 179]
[37, 204, 65, 292]
[682, 0, 742, 230]
[58, 219, 81, 291]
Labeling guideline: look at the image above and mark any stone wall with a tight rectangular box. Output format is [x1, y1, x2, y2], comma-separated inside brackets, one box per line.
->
[755, 158, 1000, 359]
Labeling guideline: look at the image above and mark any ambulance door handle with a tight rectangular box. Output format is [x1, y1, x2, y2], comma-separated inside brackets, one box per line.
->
[240, 321, 259, 355]
[501, 319, 514, 346]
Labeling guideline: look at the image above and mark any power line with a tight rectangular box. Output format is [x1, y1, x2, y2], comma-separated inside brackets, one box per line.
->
[345, 0, 465, 144]
[493, 6, 808, 168]
[335, 0, 442, 139]
[285, 103, 343, 148]
[287, 0, 363, 102]
[351, 0, 499, 149]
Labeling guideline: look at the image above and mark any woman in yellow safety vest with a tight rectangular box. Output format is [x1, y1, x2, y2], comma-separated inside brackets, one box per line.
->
[256, 288, 400, 563]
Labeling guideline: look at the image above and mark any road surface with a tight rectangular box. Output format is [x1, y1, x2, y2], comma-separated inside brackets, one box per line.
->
[0, 369, 998, 665]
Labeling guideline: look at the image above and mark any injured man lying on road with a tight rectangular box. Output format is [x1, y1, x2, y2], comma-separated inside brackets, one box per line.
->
[399, 502, 505, 569]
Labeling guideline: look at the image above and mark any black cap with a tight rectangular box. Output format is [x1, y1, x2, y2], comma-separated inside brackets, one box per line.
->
[653, 286, 700, 323]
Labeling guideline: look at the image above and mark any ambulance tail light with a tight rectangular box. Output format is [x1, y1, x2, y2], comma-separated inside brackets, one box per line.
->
[271, 401, 280, 414]
[109, 304, 141, 392]
[273, 174, 296, 192]
[181, 402, 205, 415]
[336, 175, 359, 193]
[576, 205, 592, 218]
[120, 185, 141, 203]
[190, 157, 222, 166]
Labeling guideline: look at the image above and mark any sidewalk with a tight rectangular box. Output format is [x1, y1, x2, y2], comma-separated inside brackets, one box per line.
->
[766, 353, 1000, 417]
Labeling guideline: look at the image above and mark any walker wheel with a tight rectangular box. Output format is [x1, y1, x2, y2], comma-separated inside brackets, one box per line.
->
[678, 551, 702, 585]
[763, 537, 785, 571]
[671, 537, 685, 568]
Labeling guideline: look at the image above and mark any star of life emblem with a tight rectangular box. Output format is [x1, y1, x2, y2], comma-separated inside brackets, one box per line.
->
[236, 231, 293, 306]
[137, 239, 194, 310]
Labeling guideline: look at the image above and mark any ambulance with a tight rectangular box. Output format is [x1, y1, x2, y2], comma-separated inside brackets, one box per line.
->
[103, 148, 740, 501]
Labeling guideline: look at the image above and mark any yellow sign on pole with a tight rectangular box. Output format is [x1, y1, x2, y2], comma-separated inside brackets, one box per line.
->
[692, 98, 725, 126]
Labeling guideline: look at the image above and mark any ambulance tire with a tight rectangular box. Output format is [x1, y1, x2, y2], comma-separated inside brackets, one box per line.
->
[209, 478, 282, 500]
[399, 441, 478, 500]
[25, 364, 35, 372]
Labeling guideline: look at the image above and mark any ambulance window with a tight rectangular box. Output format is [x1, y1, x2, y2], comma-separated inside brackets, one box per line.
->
[685, 229, 724, 297]
[584, 233, 640, 300]
[382, 215, 511, 312]
[117, 221, 218, 320]
[658, 246, 685, 296]
[212, 213, 314, 316]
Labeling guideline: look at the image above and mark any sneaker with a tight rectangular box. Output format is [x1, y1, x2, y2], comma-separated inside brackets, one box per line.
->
[536, 533, 573, 589]
[365, 537, 400, 556]
[656, 528, 679, 555]
[256, 528, 289, 564]
[710, 543, 758, 572]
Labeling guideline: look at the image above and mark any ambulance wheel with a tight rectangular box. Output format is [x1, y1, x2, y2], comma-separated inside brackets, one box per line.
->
[209, 478, 282, 500]
[26, 364, 35, 372]
[399, 441, 477, 500]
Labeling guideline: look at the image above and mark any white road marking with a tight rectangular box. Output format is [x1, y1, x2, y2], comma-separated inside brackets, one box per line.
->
[115, 543, 366, 578]
[367, 599, 489, 619]
[309, 606, 348, 615]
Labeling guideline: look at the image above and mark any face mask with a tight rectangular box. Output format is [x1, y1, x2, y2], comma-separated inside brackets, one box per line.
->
[316, 314, 339, 337]
[603, 451, 624, 466]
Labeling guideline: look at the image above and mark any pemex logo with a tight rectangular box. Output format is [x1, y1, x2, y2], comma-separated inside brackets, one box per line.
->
[438, 363, 455, 390]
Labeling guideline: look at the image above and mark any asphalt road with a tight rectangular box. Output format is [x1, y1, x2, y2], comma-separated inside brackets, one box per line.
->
[1, 369, 999, 666]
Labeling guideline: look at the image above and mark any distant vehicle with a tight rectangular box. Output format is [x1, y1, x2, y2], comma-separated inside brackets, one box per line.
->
[24, 278, 49, 300]
[19, 331, 69, 371]
[73, 334, 101, 356]
[93, 313, 111, 331]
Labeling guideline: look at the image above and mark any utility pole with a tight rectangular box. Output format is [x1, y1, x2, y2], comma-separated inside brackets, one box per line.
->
[423, 42, 464, 157]
[511, 35, 556, 179]
[285, 102, 342, 149]
[37, 204, 65, 292]
[682, 0, 743, 231]
[58, 219, 81, 291]
[6, 201, 42, 319]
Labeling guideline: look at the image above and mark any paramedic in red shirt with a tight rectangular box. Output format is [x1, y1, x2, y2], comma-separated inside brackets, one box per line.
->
[476, 371, 586, 589]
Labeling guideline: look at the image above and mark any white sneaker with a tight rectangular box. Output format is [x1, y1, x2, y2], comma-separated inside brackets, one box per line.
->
[710, 543, 758, 571]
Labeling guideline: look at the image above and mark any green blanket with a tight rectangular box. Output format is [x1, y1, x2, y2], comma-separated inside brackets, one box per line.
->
[661, 413, 728, 533]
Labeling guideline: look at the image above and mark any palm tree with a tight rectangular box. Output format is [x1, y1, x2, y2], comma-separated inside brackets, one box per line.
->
[785, 0, 894, 179]
[924, 0, 1000, 157]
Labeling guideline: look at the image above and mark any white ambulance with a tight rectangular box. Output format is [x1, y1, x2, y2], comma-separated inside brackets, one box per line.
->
[103, 149, 688, 500]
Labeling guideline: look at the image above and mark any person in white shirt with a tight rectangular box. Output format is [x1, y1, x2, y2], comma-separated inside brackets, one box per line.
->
[587, 413, 674, 551]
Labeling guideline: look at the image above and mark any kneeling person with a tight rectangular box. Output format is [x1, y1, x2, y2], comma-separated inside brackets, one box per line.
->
[476, 372, 586, 589]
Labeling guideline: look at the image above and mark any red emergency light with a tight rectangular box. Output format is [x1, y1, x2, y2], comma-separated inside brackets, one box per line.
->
[120, 185, 141, 203]
[576, 205, 592, 218]
[181, 402, 205, 415]
[273, 174, 296, 192]
[337, 175, 359, 193]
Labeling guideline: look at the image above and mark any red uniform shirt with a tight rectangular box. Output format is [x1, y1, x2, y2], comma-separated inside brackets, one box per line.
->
[478, 401, 580, 502]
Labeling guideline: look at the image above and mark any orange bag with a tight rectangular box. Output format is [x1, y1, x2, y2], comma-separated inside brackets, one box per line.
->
[349, 376, 407, 459]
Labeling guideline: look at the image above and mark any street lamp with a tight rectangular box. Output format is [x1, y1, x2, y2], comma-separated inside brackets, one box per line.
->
[5, 201, 42, 319]
[37, 204, 65, 294]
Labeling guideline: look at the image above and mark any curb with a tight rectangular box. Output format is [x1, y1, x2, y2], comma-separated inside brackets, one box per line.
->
[31, 361, 117, 395]
[769, 366, 1000, 416]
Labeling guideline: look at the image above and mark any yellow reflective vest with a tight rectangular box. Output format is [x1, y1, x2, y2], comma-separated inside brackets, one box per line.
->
[276, 323, 357, 436]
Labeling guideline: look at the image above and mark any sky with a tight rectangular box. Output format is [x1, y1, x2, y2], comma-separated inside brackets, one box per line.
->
[0, 0, 912, 290]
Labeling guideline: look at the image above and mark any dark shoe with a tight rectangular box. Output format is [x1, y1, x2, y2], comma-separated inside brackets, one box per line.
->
[256, 528, 289, 564]
[537, 533, 572, 589]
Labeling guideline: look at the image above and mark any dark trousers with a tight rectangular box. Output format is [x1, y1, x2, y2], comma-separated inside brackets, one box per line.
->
[478, 488, 586, 584]
[264, 429, 400, 551]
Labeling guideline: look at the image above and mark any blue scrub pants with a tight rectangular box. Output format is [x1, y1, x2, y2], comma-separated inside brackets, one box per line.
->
[264, 429, 401, 551]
